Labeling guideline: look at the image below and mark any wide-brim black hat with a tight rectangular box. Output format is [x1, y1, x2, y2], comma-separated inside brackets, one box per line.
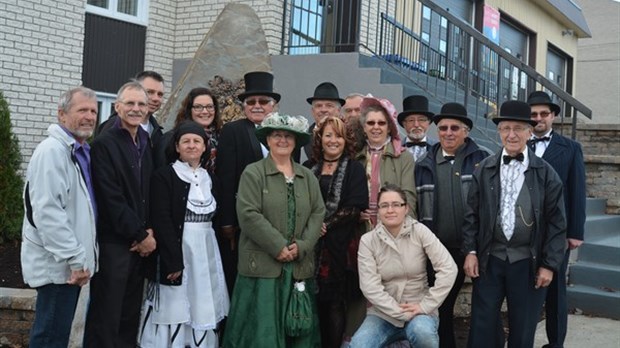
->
[492, 100, 538, 126]
[527, 91, 561, 115]
[238, 71, 281, 102]
[397, 95, 434, 126]
[306, 82, 345, 106]
[432, 102, 473, 129]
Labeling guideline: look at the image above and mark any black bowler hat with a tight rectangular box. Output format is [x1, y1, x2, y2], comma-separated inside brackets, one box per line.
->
[492, 100, 537, 126]
[527, 91, 561, 115]
[432, 102, 473, 129]
[238, 71, 281, 102]
[397, 95, 434, 127]
[306, 82, 345, 106]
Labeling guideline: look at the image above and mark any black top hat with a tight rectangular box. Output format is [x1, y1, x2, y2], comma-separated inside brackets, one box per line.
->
[527, 91, 561, 115]
[238, 71, 281, 102]
[432, 102, 473, 129]
[397, 95, 434, 127]
[306, 82, 345, 106]
[492, 100, 537, 126]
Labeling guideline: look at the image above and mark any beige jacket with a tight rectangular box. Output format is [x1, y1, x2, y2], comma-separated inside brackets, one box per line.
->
[358, 216, 457, 327]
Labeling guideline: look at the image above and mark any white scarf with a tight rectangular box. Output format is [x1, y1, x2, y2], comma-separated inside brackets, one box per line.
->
[172, 160, 216, 215]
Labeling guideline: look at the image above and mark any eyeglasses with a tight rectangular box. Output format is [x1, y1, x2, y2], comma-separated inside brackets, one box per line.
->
[118, 101, 147, 109]
[192, 104, 215, 112]
[498, 125, 529, 134]
[530, 111, 552, 118]
[245, 98, 273, 106]
[269, 132, 295, 141]
[366, 120, 387, 126]
[438, 125, 466, 132]
[403, 117, 430, 124]
[378, 202, 407, 210]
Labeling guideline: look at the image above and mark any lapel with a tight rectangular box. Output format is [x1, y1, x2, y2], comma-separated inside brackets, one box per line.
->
[541, 132, 568, 168]
[244, 119, 263, 160]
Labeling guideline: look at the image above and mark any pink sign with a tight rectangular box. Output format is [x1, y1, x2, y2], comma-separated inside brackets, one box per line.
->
[483, 4, 500, 44]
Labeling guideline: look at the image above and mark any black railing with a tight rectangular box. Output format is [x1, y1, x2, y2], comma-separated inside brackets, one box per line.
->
[280, 0, 592, 139]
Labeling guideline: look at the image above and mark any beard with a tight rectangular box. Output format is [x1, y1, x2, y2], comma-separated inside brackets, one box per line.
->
[408, 128, 425, 141]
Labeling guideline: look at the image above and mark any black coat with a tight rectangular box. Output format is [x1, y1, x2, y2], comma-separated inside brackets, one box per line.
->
[215, 118, 264, 228]
[462, 150, 567, 274]
[91, 125, 153, 244]
[530, 132, 586, 240]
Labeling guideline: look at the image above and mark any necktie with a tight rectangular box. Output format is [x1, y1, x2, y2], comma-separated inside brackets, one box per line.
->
[444, 155, 455, 162]
[405, 141, 427, 148]
[500, 161, 521, 240]
[503, 153, 524, 164]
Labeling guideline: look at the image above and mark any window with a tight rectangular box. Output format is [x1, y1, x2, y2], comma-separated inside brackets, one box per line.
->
[95, 92, 117, 125]
[86, 0, 148, 26]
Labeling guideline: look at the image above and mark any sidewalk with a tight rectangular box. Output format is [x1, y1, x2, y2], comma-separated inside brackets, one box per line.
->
[534, 313, 620, 347]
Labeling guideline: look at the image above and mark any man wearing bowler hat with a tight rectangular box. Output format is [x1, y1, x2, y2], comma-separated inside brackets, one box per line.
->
[527, 91, 586, 348]
[398, 95, 436, 162]
[303, 82, 345, 158]
[463, 100, 566, 348]
[414, 102, 489, 348]
[215, 71, 281, 294]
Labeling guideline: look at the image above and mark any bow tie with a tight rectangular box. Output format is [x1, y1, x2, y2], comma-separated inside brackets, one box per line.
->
[503, 153, 524, 165]
[444, 155, 455, 162]
[530, 136, 551, 144]
[405, 141, 427, 148]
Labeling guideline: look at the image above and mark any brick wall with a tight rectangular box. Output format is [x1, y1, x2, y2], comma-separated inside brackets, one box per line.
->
[0, 0, 85, 168]
[0, 288, 35, 347]
[557, 123, 620, 214]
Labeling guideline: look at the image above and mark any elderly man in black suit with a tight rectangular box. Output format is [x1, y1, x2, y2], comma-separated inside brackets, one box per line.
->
[527, 91, 586, 348]
[303, 82, 345, 159]
[85, 81, 157, 347]
[398, 95, 436, 162]
[463, 100, 567, 348]
[215, 71, 280, 294]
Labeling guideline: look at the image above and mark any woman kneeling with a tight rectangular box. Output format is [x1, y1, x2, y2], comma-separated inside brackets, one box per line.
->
[351, 184, 457, 348]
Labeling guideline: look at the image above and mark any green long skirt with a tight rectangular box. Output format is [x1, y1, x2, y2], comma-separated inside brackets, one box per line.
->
[222, 264, 321, 348]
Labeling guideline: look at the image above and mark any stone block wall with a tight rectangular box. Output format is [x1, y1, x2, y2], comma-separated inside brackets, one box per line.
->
[0, 288, 35, 347]
[557, 123, 620, 214]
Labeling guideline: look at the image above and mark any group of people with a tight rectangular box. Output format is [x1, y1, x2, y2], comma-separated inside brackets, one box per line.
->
[21, 68, 585, 348]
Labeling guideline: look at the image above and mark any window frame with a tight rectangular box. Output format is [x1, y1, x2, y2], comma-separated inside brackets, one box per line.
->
[86, 0, 149, 26]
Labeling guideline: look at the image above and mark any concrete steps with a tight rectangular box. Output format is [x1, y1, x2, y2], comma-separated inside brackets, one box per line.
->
[567, 198, 620, 319]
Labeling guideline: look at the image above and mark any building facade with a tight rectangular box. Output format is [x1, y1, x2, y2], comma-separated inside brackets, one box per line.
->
[1, 0, 594, 166]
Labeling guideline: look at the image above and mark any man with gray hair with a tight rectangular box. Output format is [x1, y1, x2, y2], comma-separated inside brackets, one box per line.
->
[21, 86, 98, 347]
[85, 81, 156, 347]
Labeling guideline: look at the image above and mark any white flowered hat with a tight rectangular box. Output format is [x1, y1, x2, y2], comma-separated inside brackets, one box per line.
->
[256, 112, 311, 147]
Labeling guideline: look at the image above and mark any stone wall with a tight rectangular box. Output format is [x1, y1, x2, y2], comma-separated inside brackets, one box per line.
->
[557, 122, 620, 214]
[0, 288, 35, 347]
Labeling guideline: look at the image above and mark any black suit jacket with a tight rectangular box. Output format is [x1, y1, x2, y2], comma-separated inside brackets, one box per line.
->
[215, 119, 264, 228]
[91, 126, 153, 244]
[531, 132, 586, 240]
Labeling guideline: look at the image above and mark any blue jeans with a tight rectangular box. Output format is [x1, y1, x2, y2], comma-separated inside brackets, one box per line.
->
[350, 314, 439, 348]
[29, 283, 81, 348]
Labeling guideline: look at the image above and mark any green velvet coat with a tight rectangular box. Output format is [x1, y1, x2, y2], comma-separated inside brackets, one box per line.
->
[236, 156, 326, 280]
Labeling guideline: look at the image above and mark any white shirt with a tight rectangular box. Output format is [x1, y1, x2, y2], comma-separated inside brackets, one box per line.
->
[531, 130, 552, 157]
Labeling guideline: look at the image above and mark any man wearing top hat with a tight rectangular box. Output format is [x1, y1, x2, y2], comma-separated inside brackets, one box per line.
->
[398, 95, 436, 162]
[215, 71, 281, 294]
[414, 102, 490, 348]
[527, 91, 586, 348]
[463, 100, 567, 348]
[303, 82, 345, 158]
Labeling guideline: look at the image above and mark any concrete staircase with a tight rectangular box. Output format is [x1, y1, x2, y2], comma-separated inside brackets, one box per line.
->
[567, 198, 620, 319]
